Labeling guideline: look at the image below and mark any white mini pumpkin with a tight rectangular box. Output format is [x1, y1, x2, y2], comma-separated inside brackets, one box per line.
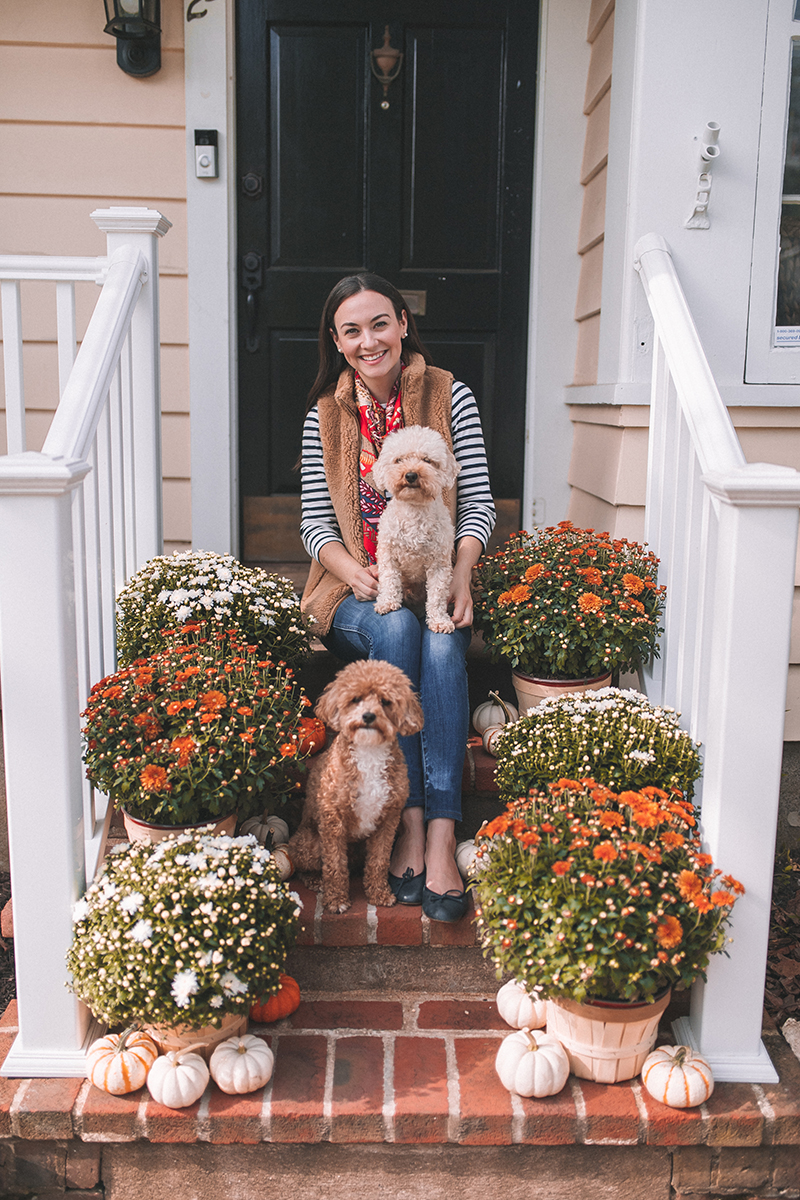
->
[472, 692, 519, 735]
[240, 814, 290, 846]
[495, 1029, 570, 1097]
[455, 840, 480, 878]
[481, 725, 507, 757]
[210, 1034, 275, 1094]
[271, 845, 294, 881]
[146, 1044, 209, 1109]
[496, 979, 547, 1030]
[86, 1027, 159, 1095]
[641, 1044, 714, 1108]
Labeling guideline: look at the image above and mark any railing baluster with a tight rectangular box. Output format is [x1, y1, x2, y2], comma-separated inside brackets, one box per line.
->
[95, 402, 117, 672]
[55, 281, 78, 399]
[1, 280, 26, 453]
[83, 440, 105, 687]
[109, 365, 127, 591]
[120, 333, 137, 576]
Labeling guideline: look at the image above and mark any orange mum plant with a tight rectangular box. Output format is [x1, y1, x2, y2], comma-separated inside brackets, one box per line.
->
[472, 522, 665, 679]
[82, 625, 309, 827]
[472, 780, 743, 1004]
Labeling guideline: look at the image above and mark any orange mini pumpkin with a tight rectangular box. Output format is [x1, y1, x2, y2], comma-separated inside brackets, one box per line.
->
[296, 716, 326, 756]
[249, 974, 301, 1023]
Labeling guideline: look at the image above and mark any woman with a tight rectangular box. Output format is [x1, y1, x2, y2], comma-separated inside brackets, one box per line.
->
[299, 274, 495, 922]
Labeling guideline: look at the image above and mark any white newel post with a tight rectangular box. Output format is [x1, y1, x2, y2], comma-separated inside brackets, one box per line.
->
[673, 465, 800, 1083]
[90, 208, 171, 569]
[0, 454, 96, 1076]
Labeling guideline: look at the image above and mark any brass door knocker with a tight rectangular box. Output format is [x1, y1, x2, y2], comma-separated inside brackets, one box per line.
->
[370, 25, 403, 110]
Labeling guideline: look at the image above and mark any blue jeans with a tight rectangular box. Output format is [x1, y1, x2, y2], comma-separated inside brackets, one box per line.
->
[321, 596, 471, 821]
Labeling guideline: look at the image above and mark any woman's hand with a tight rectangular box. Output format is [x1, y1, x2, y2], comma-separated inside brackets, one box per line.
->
[448, 535, 483, 629]
[350, 563, 380, 601]
[318, 542, 379, 601]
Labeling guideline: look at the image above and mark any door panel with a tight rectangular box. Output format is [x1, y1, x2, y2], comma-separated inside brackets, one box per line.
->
[236, 0, 537, 561]
[270, 25, 368, 267]
[403, 27, 504, 270]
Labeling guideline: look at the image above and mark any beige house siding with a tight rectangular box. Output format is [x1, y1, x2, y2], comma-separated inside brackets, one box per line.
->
[0, 0, 190, 553]
[573, 0, 614, 385]
[567, 403, 800, 737]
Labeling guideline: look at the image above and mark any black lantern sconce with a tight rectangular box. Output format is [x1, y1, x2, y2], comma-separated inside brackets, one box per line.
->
[103, 0, 161, 78]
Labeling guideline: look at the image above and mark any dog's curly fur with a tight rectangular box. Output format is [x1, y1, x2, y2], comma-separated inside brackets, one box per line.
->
[372, 425, 460, 634]
[287, 659, 424, 914]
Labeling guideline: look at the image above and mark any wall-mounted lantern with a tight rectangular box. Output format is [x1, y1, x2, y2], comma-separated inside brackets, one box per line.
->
[103, 0, 161, 78]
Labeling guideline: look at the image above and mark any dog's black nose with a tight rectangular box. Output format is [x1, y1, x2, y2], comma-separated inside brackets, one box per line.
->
[362, 711, 376, 724]
[404, 471, 418, 484]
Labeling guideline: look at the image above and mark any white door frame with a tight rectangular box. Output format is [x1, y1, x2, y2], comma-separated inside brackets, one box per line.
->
[184, 0, 239, 555]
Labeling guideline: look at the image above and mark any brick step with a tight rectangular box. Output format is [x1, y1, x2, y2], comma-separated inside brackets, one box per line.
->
[1, 995, 799, 1199]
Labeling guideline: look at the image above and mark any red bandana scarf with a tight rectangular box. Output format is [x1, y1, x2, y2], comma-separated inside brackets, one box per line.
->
[355, 365, 404, 563]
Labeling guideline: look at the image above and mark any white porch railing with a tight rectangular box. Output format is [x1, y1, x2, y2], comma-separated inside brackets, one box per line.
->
[0, 208, 171, 1076]
[635, 233, 800, 1083]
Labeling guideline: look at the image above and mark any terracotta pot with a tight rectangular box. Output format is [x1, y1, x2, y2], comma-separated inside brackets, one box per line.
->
[546, 988, 671, 1084]
[511, 669, 612, 716]
[144, 1012, 248, 1062]
[121, 810, 237, 845]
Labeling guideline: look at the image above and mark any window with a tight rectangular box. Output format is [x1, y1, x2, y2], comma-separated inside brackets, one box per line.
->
[747, 0, 800, 382]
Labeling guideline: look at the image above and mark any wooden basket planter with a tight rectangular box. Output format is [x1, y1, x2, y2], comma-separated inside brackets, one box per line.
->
[546, 989, 671, 1084]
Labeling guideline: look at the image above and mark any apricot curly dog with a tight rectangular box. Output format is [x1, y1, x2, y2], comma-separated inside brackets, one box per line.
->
[371, 424, 460, 634]
[287, 659, 424, 914]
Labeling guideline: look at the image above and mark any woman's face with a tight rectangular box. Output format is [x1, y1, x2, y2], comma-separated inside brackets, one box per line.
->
[331, 290, 408, 398]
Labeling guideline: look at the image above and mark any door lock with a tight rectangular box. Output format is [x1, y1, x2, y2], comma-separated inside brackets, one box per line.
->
[242, 252, 263, 354]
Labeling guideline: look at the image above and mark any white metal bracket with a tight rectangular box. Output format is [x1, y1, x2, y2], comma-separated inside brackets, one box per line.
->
[685, 122, 721, 230]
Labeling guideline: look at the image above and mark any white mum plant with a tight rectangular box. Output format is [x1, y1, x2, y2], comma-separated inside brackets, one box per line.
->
[494, 688, 702, 799]
[67, 832, 301, 1028]
[116, 551, 312, 667]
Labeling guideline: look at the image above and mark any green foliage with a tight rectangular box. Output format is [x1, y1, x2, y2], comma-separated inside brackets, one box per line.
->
[116, 551, 312, 668]
[494, 688, 703, 801]
[67, 832, 301, 1027]
[472, 522, 665, 679]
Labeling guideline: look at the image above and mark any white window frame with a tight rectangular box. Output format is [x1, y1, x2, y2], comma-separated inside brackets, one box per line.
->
[747, 0, 800, 383]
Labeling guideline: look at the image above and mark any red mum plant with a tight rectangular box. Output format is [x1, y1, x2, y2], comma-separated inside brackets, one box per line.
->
[472, 780, 743, 1004]
[82, 625, 310, 827]
[472, 522, 665, 679]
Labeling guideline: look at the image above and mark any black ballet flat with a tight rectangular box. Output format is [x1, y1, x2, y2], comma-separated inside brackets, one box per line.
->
[388, 866, 426, 906]
[421, 884, 470, 923]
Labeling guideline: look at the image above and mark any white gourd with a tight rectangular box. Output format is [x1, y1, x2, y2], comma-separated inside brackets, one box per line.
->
[271, 846, 294, 881]
[210, 1034, 275, 1094]
[472, 692, 519, 735]
[455, 841, 479, 878]
[481, 725, 506, 757]
[240, 814, 290, 846]
[146, 1044, 209, 1109]
[496, 979, 547, 1030]
[495, 1029, 570, 1097]
[641, 1045, 714, 1108]
[86, 1027, 159, 1095]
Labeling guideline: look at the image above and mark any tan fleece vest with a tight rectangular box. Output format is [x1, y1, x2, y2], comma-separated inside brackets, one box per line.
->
[300, 353, 455, 635]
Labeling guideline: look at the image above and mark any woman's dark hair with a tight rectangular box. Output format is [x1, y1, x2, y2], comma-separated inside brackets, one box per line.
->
[304, 273, 432, 416]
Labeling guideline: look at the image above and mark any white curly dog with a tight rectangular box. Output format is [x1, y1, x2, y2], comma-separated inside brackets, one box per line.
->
[371, 424, 460, 634]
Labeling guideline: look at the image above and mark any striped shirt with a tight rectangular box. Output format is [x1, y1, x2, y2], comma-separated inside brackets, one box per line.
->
[300, 380, 496, 562]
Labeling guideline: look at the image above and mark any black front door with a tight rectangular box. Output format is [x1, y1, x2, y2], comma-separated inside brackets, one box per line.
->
[236, 0, 537, 564]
